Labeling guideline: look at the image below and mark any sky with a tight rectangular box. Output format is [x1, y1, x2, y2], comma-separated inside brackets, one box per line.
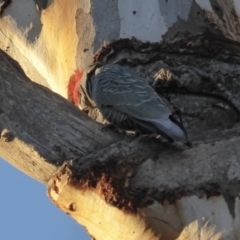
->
[0, 159, 90, 240]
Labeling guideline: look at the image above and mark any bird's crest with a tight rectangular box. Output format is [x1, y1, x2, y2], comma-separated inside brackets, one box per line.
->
[67, 70, 83, 106]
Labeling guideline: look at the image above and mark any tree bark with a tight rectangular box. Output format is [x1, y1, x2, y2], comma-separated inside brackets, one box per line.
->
[1, 40, 240, 238]
[1, 0, 240, 239]
[1, 0, 240, 97]
[0, 49, 121, 182]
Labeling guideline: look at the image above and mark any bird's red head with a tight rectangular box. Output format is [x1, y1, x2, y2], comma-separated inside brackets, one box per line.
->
[67, 70, 83, 106]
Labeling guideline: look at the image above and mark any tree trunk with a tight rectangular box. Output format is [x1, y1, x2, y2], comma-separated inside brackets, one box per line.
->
[1, 0, 240, 239]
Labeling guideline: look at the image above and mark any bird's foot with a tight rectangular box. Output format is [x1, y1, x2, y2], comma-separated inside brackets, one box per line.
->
[125, 130, 141, 137]
[184, 141, 193, 147]
[101, 124, 124, 133]
[101, 123, 115, 131]
[139, 133, 160, 143]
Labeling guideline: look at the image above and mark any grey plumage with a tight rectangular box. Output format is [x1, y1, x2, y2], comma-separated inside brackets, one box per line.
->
[33, 0, 48, 10]
[79, 63, 190, 144]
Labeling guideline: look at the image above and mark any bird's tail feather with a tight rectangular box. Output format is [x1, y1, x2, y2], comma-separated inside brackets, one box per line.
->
[153, 116, 189, 143]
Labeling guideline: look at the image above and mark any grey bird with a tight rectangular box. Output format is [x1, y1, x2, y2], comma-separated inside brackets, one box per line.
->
[68, 63, 191, 145]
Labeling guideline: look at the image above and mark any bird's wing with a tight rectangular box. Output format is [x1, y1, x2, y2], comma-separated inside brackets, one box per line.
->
[92, 65, 171, 121]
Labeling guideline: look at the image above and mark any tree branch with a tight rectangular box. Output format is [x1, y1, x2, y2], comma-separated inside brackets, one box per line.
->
[0, 49, 121, 183]
[1, 35, 240, 239]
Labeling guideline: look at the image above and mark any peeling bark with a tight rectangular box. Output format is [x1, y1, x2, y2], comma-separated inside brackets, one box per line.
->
[1, 1, 240, 239]
[1, 0, 240, 97]
[48, 134, 240, 239]
[89, 34, 240, 144]
[2, 37, 240, 238]
[2, 32, 240, 239]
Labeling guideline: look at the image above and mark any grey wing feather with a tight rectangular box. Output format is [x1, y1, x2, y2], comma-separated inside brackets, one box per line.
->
[92, 65, 171, 120]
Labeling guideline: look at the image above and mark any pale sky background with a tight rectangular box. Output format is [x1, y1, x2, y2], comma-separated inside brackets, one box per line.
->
[0, 159, 90, 240]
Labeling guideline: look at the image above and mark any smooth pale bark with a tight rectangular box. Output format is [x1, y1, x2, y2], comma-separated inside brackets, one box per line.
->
[48, 135, 240, 239]
[1, 0, 240, 240]
[1, 44, 240, 239]
[1, 0, 240, 97]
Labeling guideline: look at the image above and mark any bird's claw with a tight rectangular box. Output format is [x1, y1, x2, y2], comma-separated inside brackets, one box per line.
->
[101, 124, 116, 131]
[184, 141, 193, 147]
[101, 124, 124, 133]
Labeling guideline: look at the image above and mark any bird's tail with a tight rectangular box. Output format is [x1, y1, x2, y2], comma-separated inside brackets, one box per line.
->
[153, 115, 191, 145]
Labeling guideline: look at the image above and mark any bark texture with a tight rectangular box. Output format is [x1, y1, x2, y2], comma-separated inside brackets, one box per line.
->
[48, 131, 240, 240]
[1, 40, 240, 238]
[1, 0, 240, 97]
[1, 1, 240, 240]
[0, 49, 120, 182]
